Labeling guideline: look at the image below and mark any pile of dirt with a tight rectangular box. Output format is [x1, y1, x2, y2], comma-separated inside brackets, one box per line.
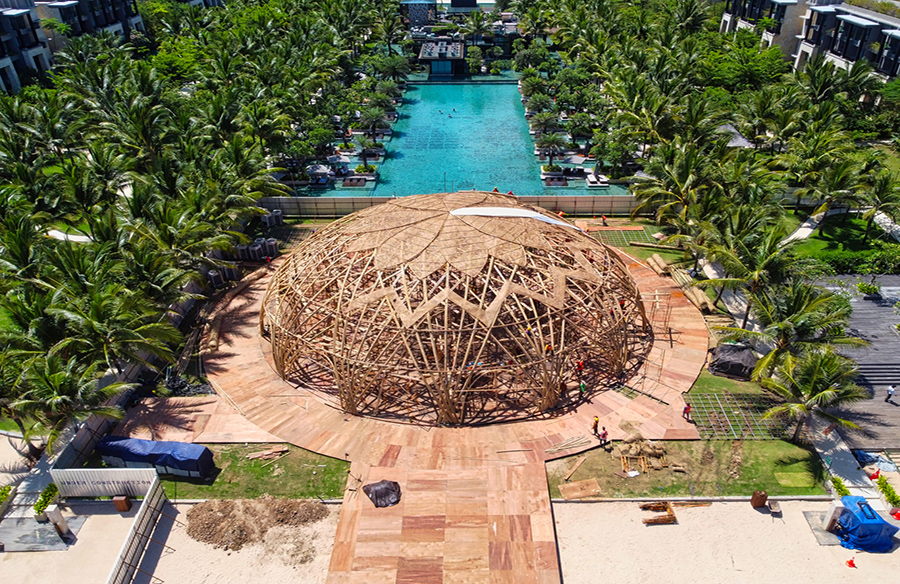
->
[728, 440, 743, 479]
[186, 497, 328, 551]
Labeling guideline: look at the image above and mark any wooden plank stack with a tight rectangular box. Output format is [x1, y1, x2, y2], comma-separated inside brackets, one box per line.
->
[640, 501, 677, 525]
[246, 446, 289, 460]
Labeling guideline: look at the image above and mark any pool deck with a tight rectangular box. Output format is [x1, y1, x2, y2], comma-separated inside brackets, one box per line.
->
[202, 250, 708, 584]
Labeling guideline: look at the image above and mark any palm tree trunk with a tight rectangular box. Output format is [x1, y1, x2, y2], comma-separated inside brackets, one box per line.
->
[13, 417, 42, 459]
[791, 418, 805, 443]
[713, 285, 725, 308]
[741, 299, 752, 330]
[863, 215, 874, 244]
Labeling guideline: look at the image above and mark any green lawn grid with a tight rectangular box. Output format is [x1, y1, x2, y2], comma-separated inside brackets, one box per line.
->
[686, 393, 786, 440]
[594, 227, 658, 247]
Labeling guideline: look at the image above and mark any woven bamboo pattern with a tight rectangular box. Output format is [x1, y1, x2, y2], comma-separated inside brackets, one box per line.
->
[260, 192, 652, 425]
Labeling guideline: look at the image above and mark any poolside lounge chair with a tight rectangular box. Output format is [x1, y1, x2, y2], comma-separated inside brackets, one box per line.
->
[586, 174, 609, 188]
[342, 177, 367, 187]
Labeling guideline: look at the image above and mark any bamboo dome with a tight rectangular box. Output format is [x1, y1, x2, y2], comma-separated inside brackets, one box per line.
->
[260, 192, 651, 425]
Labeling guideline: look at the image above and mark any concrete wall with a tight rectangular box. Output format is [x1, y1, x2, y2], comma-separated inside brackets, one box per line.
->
[258, 194, 640, 218]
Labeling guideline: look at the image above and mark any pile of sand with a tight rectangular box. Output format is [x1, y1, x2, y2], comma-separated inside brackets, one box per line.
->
[186, 497, 328, 551]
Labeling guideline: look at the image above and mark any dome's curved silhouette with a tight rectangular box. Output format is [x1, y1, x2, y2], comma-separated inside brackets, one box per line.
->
[260, 192, 652, 425]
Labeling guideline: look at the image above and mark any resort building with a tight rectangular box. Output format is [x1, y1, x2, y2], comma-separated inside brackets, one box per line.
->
[34, 0, 144, 51]
[793, 2, 900, 76]
[447, 0, 477, 13]
[418, 37, 465, 77]
[721, 0, 900, 77]
[400, 0, 436, 27]
[720, 0, 812, 56]
[0, 0, 52, 93]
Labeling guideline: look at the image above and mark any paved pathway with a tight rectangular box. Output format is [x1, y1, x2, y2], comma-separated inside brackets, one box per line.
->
[810, 418, 885, 510]
[204, 253, 709, 584]
[0, 435, 30, 488]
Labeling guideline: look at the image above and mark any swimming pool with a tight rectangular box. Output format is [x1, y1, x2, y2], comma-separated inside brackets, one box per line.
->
[323, 83, 628, 198]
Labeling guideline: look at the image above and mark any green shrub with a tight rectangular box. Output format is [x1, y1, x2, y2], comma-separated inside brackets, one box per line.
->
[805, 247, 900, 275]
[876, 475, 900, 507]
[355, 164, 376, 173]
[33, 483, 58, 515]
[0, 484, 12, 505]
[857, 281, 882, 295]
[543, 164, 562, 173]
[831, 475, 851, 497]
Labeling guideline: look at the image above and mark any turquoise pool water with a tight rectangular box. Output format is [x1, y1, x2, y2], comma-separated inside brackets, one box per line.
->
[322, 83, 627, 198]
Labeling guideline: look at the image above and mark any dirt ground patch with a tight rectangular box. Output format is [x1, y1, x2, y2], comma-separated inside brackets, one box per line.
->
[547, 440, 825, 498]
[186, 497, 329, 551]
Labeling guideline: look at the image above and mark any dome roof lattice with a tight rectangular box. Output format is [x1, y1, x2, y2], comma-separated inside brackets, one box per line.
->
[260, 192, 651, 425]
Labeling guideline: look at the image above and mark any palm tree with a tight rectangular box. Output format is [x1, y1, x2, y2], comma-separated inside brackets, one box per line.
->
[536, 132, 568, 167]
[861, 171, 900, 244]
[0, 353, 42, 458]
[529, 111, 559, 135]
[761, 348, 869, 443]
[359, 107, 388, 140]
[49, 283, 182, 375]
[461, 9, 492, 47]
[14, 355, 134, 454]
[800, 159, 863, 235]
[701, 223, 798, 329]
[718, 279, 867, 379]
[374, 12, 404, 55]
[373, 55, 410, 84]
[631, 140, 709, 225]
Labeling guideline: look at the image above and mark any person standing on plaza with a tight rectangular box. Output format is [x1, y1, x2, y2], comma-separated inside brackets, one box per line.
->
[887, 385, 896, 403]
[591, 416, 599, 436]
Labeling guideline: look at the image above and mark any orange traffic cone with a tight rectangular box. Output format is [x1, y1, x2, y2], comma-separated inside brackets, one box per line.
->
[846, 557, 856, 568]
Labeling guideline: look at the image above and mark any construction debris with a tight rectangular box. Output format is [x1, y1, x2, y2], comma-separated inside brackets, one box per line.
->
[546, 435, 591, 454]
[672, 501, 711, 508]
[559, 478, 601, 500]
[728, 440, 743, 480]
[616, 439, 667, 472]
[641, 501, 677, 525]
[247, 446, 290, 460]
[563, 456, 587, 482]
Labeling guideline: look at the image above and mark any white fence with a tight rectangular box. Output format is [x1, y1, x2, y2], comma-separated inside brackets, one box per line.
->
[258, 194, 640, 218]
[50, 467, 157, 498]
[106, 476, 168, 584]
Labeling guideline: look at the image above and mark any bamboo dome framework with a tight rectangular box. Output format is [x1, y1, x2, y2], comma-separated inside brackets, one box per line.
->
[260, 192, 652, 425]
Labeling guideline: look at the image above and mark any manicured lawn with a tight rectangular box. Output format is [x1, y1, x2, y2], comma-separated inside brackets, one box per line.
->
[159, 443, 350, 500]
[619, 245, 685, 264]
[793, 216, 884, 256]
[547, 439, 825, 499]
[689, 370, 763, 395]
[871, 144, 900, 174]
[0, 418, 22, 433]
[780, 211, 804, 235]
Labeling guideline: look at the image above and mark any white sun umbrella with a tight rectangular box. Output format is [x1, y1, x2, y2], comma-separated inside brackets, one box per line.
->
[306, 164, 330, 176]
[327, 155, 352, 165]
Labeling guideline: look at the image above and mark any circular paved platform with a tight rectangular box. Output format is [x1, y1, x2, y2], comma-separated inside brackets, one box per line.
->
[202, 251, 707, 584]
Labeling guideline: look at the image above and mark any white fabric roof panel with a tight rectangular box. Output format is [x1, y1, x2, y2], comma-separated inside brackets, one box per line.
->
[837, 14, 879, 27]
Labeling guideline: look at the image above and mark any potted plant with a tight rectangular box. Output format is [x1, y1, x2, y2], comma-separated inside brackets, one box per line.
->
[830, 475, 851, 497]
[876, 475, 900, 514]
[33, 483, 59, 523]
[0, 484, 17, 517]
[857, 280, 881, 299]
[542, 164, 563, 175]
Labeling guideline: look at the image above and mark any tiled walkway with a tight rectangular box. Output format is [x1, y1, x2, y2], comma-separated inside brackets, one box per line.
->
[203, 252, 708, 584]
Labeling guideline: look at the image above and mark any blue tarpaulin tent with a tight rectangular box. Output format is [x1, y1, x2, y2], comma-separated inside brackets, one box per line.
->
[834, 496, 899, 553]
[97, 436, 215, 478]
